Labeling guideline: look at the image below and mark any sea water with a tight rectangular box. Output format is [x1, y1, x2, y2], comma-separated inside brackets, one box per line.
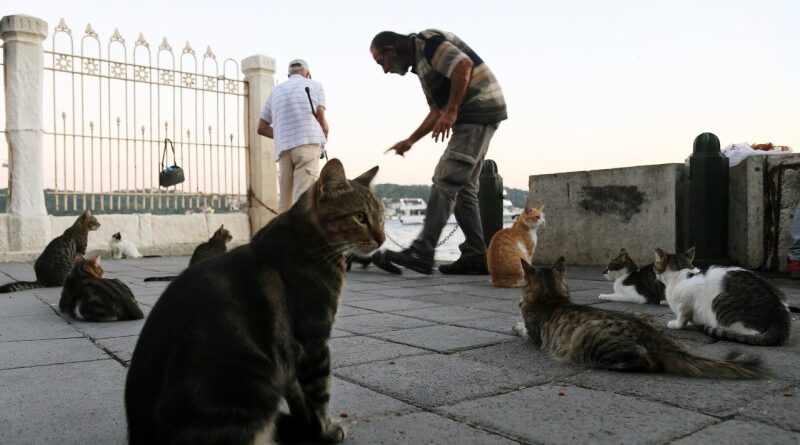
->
[383, 219, 512, 261]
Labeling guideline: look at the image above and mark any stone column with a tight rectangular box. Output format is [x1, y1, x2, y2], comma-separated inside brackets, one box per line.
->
[1, 15, 50, 251]
[242, 54, 278, 234]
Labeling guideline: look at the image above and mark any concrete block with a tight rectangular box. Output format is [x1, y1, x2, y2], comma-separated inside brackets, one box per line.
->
[150, 213, 208, 245]
[671, 420, 800, 445]
[329, 335, 428, 368]
[0, 360, 127, 445]
[0, 214, 8, 252]
[766, 154, 800, 271]
[729, 156, 766, 268]
[329, 377, 417, 421]
[334, 353, 535, 408]
[205, 212, 250, 242]
[372, 325, 515, 353]
[343, 412, 517, 445]
[0, 337, 108, 370]
[527, 163, 688, 265]
[8, 214, 51, 251]
[332, 313, 434, 335]
[564, 367, 788, 417]
[439, 385, 716, 445]
[741, 385, 800, 432]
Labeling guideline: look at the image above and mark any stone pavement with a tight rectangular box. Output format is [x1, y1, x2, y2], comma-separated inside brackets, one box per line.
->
[1, 256, 799, 444]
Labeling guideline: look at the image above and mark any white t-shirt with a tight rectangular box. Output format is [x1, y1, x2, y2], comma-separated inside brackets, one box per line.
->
[260, 74, 327, 160]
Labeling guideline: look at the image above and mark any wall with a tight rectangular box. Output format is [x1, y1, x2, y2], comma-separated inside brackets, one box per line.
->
[526, 163, 689, 267]
[0, 212, 250, 262]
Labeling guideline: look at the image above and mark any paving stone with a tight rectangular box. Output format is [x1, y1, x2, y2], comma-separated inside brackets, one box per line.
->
[394, 305, 507, 323]
[367, 287, 448, 299]
[564, 367, 788, 417]
[0, 312, 81, 342]
[455, 340, 580, 380]
[32, 287, 64, 305]
[340, 289, 392, 303]
[692, 342, 800, 382]
[439, 385, 716, 445]
[337, 304, 377, 318]
[463, 285, 521, 300]
[741, 385, 800, 432]
[330, 377, 417, 421]
[671, 419, 800, 445]
[0, 360, 128, 444]
[334, 354, 535, 408]
[372, 325, 515, 353]
[463, 298, 520, 315]
[343, 412, 518, 445]
[333, 313, 434, 335]
[567, 278, 614, 293]
[329, 336, 428, 368]
[0, 337, 109, 370]
[96, 335, 140, 364]
[0, 293, 51, 317]
[345, 297, 440, 312]
[330, 329, 355, 339]
[452, 315, 522, 334]
[407, 292, 495, 306]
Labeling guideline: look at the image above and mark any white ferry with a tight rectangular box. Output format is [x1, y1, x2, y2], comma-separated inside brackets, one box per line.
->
[397, 198, 457, 225]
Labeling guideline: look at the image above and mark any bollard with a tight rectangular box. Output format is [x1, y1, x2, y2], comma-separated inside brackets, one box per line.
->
[478, 160, 504, 248]
[689, 132, 730, 266]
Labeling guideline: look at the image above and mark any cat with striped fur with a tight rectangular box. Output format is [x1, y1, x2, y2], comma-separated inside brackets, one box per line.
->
[655, 247, 791, 346]
[59, 254, 144, 322]
[0, 209, 100, 293]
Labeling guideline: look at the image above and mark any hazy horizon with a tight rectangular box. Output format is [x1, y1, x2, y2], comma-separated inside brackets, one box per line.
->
[3, 1, 798, 190]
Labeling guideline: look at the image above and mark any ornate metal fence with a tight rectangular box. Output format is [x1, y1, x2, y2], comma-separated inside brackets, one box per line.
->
[43, 19, 248, 215]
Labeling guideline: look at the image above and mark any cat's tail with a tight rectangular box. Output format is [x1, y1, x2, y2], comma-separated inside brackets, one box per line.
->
[659, 348, 764, 379]
[143, 276, 176, 282]
[701, 322, 790, 346]
[0, 281, 44, 293]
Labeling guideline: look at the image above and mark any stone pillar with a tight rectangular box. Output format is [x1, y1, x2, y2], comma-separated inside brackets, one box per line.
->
[1, 15, 51, 251]
[241, 54, 278, 234]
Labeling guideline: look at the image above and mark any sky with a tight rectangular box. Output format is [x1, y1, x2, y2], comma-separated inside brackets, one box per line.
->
[6, 0, 800, 189]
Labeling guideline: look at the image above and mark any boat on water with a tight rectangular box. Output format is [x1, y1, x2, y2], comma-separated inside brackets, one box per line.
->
[396, 198, 457, 225]
[503, 198, 521, 223]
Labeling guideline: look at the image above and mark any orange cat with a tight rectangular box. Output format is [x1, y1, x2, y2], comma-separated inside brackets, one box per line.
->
[487, 206, 545, 287]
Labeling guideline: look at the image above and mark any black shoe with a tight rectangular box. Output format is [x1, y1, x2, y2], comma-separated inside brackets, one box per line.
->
[385, 248, 434, 275]
[371, 250, 403, 275]
[438, 255, 489, 275]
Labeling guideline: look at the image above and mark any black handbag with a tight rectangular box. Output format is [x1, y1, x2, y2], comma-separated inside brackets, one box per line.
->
[159, 138, 185, 187]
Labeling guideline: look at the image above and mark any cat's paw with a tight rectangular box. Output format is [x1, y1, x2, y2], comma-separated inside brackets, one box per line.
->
[322, 422, 346, 443]
[512, 322, 527, 337]
[598, 293, 614, 301]
[659, 299, 668, 306]
[667, 320, 683, 329]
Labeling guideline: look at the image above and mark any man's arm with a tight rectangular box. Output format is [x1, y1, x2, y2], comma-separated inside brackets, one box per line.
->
[432, 57, 472, 141]
[315, 106, 329, 139]
[257, 119, 274, 139]
[385, 108, 440, 156]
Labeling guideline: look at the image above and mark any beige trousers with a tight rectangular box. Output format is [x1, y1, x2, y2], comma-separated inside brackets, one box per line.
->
[278, 143, 321, 212]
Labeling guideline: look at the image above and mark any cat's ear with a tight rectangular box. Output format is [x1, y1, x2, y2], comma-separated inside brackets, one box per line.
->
[219, 224, 225, 230]
[553, 256, 567, 276]
[524, 204, 531, 212]
[317, 159, 351, 197]
[83, 209, 93, 217]
[89, 254, 102, 266]
[655, 247, 667, 262]
[684, 246, 695, 262]
[353, 166, 379, 187]
[74, 253, 84, 262]
[520, 258, 535, 275]
[619, 248, 627, 254]
[538, 205, 545, 211]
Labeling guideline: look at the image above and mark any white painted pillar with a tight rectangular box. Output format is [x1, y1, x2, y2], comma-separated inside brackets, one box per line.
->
[1, 15, 51, 251]
[241, 54, 278, 234]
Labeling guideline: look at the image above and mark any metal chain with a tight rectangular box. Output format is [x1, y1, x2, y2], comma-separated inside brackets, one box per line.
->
[384, 224, 461, 249]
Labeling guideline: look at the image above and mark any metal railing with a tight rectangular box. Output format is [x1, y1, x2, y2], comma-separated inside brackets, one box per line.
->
[43, 19, 248, 215]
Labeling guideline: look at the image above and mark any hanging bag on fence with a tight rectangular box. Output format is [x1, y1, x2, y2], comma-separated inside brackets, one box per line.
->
[159, 138, 185, 188]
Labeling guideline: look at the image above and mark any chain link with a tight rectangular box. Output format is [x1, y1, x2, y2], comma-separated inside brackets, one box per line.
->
[384, 224, 461, 249]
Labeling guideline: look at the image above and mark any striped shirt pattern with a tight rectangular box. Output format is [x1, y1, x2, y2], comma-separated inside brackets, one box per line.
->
[412, 29, 507, 125]
[260, 75, 326, 159]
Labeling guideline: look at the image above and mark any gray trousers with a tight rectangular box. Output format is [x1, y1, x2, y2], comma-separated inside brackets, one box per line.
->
[411, 123, 498, 259]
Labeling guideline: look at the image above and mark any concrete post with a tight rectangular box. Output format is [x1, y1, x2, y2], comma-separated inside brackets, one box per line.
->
[241, 54, 278, 234]
[1, 15, 51, 251]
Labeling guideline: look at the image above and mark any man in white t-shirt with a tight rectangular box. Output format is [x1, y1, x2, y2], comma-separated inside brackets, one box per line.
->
[257, 59, 329, 212]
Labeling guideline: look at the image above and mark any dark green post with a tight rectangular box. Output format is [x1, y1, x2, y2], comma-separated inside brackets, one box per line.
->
[689, 132, 729, 266]
[479, 160, 503, 247]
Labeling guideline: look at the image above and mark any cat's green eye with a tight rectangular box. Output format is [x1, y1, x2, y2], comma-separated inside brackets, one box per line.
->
[355, 212, 368, 223]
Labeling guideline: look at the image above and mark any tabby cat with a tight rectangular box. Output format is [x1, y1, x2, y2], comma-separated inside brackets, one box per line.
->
[513, 257, 763, 378]
[0, 209, 101, 293]
[486, 206, 545, 287]
[125, 160, 384, 444]
[142, 224, 233, 282]
[655, 247, 791, 346]
[599, 248, 666, 304]
[59, 254, 144, 322]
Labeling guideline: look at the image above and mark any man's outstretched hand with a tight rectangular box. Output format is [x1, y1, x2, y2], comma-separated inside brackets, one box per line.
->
[385, 139, 413, 156]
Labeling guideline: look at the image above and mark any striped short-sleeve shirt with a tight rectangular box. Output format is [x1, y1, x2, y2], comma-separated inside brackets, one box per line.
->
[412, 29, 507, 125]
[260, 75, 327, 160]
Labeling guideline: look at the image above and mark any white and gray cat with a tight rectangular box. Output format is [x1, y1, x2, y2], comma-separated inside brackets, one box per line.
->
[655, 247, 792, 346]
[109, 232, 143, 259]
[599, 248, 666, 305]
